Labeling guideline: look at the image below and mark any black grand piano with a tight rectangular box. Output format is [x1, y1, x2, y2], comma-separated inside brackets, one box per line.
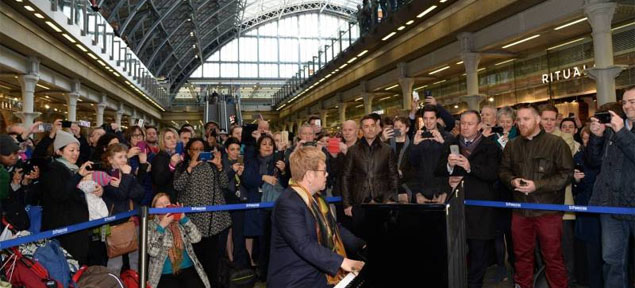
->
[338, 184, 467, 288]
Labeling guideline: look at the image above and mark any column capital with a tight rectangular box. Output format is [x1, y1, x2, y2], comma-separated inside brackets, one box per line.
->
[460, 52, 481, 71]
[586, 66, 625, 80]
[460, 94, 486, 111]
[397, 62, 409, 78]
[26, 56, 40, 75]
[359, 80, 369, 93]
[19, 74, 39, 90]
[457, 32, 475, 52]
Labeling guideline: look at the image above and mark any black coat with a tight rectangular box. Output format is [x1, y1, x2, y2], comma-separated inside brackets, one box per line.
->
[408, 131, 455, 198]
[341, 137, 398, 207]
[40, 160, 90, 264]
[435, 136, 501, 240]
[150, 151, 176, 201]
[268, 187, 363, 288]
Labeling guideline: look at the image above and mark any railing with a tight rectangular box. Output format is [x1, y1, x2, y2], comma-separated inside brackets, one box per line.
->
[32, 0, 170, 109]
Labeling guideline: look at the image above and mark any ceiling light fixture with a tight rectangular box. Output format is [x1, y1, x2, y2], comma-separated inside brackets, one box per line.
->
[554, 17, 587, 31]
[495, 59, 515, 66]
[36, 84, 49, 90]
[76, 44, 88, 52]
[24, 5, 35, 11]
[406, 20, 414, 25]
[347, 57, 358, 64]
[384, 84, 399, 90]
[339, 63, 348, 69]
[357, 50, 368, 57]
[34, 13, 45, 19]
[62, 33, 76, 43]
[87, 53, 98, 60]
[454, 104, 459, 109]
[355, 97, 362, 101]
[612, 21, 635, 31]
[382, 32, 397, 41]
[502, 34, 540, 49]
[45, 21, 62, 32]
[416, 5, 437, 18]
[433, 80, 446, 85]
[456, 61, 463, 65]
[547, 38, 585, 50]
[397, 26, 405, 31]
[428, 65, 450, 75]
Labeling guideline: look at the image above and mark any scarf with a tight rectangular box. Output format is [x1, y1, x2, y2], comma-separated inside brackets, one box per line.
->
[56, 157, 79, 174]
[163, 219, 184, 274]
[290, 184, 347, 285]
[257, 154, 273, 175]
[458, 132, 483, 158]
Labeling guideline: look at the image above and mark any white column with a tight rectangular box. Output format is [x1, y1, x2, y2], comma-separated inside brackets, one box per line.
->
[399, 77, 414, 110]
[458, 33, 485, 111]
[320, 110, 328, 129]
[462, 95, 485, 111]
[116, 103, 124, 128]
[129, 109, 138, 127]
[15, 57, 41, 129]
[96, 103, 106, 127]
[66, 80, 81, 121]
[584, 0, 624, 106]
[362, 92, 375, 115]
[338, 103, 348, 124]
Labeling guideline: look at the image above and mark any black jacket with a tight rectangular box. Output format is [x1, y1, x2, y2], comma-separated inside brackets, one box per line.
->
[341, 137, 398, 207]
[587, 125, 635, 220]
[436, 136, 501, 240]
[40, 160, 90, 264]
[150, 151, 177, 201]
[408, 130, 455, 198]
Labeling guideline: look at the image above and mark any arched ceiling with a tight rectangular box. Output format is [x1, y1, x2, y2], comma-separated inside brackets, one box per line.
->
[96, 0, 358, 95]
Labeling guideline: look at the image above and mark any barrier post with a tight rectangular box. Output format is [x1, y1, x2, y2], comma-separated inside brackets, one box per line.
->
[139, 206, 149, 288]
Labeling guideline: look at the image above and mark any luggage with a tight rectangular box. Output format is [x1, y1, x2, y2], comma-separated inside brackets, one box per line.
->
[120, 269, 150, 288]
[33, 240, 74, 288]
[1, 248, 62, 288]
[74, 266, 125, 288]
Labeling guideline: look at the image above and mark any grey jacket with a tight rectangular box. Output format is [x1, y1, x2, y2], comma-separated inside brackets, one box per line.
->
[587, 125, 635, 220]
[147, 217, 210, 288]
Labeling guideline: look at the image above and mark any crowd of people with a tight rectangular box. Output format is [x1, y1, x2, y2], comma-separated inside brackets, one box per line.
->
[0, 85, 634, 288]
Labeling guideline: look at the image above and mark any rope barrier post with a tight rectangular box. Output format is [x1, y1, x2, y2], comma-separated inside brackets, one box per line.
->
[139, 206, 149, 288]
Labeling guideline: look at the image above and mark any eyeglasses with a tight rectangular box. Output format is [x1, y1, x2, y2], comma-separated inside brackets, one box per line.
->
[311, 169, 327, 175]
[131, 134, 143, 138]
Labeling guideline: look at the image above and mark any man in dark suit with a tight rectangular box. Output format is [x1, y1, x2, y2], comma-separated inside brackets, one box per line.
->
[268, 146, 365, 288]
[436, 110, 502, 288]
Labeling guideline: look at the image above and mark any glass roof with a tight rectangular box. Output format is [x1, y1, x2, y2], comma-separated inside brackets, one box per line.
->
[242, 0, 361, 20]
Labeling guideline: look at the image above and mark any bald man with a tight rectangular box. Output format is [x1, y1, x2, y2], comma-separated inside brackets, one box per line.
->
[341, 120, 359, 154]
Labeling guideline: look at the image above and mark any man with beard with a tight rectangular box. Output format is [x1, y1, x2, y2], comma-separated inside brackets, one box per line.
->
[144, 126, 160, 155]
[498, 104, 573, 288]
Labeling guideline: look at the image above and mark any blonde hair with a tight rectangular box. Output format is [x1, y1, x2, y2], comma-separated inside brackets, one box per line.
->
[158, 128, 178, 151]
[289, 146, 326, 182]
[150, 193, 171, 219]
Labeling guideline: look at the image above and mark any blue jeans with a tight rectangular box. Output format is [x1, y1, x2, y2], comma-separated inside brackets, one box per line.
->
[600, 214, 635, 288]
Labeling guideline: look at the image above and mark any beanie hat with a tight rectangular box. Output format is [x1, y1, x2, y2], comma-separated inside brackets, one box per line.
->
[0, 135, 19, 156]
[53, 130, 80, 151]
[92, 171, 112, 186]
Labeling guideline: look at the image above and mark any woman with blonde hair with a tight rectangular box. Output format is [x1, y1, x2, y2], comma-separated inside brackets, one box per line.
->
[147, 193, 210, 288]
[151, 128, 181, 201]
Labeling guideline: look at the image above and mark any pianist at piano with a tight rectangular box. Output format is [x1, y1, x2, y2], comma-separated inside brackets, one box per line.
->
[267, 146, 366, 288]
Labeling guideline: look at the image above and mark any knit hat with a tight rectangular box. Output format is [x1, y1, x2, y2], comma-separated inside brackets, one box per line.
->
[53, 130, 80, 151]
[92, 171, 112, 186]
[0, 135, 19, 156]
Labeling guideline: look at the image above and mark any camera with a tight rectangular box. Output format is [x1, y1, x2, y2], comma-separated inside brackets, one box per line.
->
[87, 163, 104, 171]
[302, 141, 317, 147]
[519, 179, 528, 187]
[18, 159, 36, 175]
[594, 112, 611, 124]
[420, 127, 433, 138]
[491, 126, 504, 134]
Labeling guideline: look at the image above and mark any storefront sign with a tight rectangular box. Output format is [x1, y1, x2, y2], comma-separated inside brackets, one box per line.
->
[542, 65, 587, 84]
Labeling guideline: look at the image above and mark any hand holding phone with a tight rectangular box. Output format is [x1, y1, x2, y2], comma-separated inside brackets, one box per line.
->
[198, 152, 212, 162]
[594, 112, 611, 124]
[62, 120, 73, 128]
[327, 138, 341, 155]
[175, 142, 184, 155]
[450, 145, 460, 155]
[519, 179, 528, 187]
[166, 204, 182, 221]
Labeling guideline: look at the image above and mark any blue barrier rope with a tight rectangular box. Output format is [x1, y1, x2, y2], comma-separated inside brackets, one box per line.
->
[0, 210, 138, 250]
[4, 197, 635, 251]
[148, 196, 344, 214]
[464, 200, 635, 215]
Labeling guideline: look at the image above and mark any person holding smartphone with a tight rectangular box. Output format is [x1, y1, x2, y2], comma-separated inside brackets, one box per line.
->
[498, 104, 573, 288]
[151, 128, 181, 201]
[173, 138, 230, 287]
[436, 110, 502, 288]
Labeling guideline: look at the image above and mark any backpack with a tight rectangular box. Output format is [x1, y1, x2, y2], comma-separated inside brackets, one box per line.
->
[218, 257, 256, 288]
[33, 240, 73, 288]
[74, 266, 124, 288]
[120, 269, 150, 288]
[1, 248, 62, 288]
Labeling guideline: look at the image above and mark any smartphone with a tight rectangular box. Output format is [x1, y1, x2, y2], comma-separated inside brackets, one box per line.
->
[450, 145, 460, 155]
[393, 129, 402, 138]
[198, 151, 213, 162]
[274, 151, 285, 163]
[38, 123, 53, 132]
[314, 119, 321, 127]
[568, 112, 575, 118]
[87, 163, 103, 171]
[175, 142, 184, 155]
[519, 179, 528, 186]
[412, 91, 420, 102]
[302, 141, 317, 147]
[574, 163, 584, 171]
[327, 137, 341, 155]
[420, 127, 433, 138]
[237, 155, 244, 165]
[62, 120, 72, 128]
[424, 90, 432, 98]
[594, 112, 611, 124]
[78, 120, 91, 128]
[166, 204, 182, 221]
[136, 141, 147, 153]
[137, 119, 144, 128]
[491, 126, 504, 134]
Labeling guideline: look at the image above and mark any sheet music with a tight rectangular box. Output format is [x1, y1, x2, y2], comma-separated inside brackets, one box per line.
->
[334, 272, 357, 288]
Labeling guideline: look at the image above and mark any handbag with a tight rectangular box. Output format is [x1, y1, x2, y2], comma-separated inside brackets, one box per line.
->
[106, 201, 138, 258]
